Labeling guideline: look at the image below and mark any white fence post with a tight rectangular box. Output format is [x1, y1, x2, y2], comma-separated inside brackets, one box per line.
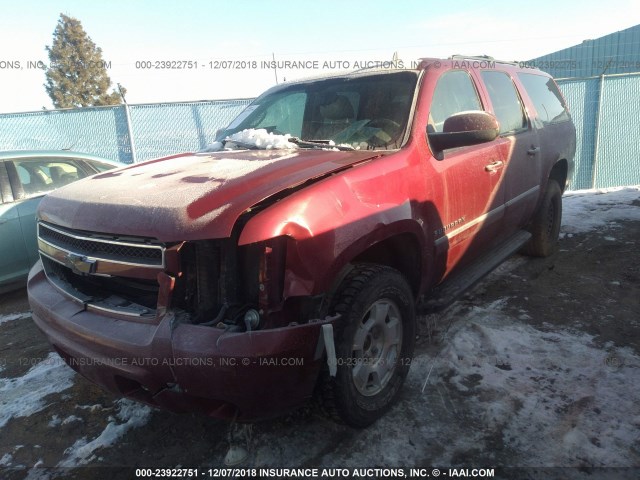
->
[122, 103, 137, 163]
[591, 75, 605, 189]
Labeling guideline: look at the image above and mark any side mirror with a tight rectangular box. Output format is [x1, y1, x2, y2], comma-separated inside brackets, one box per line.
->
[427, 111, 499, 152]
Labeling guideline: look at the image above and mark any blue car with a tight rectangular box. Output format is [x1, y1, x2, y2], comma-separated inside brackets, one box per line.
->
[0, 150, 121, 293]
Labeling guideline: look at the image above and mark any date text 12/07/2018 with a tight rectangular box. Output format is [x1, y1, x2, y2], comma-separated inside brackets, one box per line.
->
[132, 59, 418, 70]
[134, 467, 496, 478]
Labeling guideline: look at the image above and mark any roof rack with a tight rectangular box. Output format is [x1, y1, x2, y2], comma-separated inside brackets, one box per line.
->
[449, 55, 520, 66]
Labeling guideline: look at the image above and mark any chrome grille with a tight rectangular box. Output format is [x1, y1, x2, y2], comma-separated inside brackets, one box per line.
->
[38, 222, 164, 267]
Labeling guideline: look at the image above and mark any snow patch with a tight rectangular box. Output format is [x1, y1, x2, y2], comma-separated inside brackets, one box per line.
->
[0, 311, 31, 326]
[424, 310, 640, 466]
[57, 399, 152, 467]
[62, 415, 82, 425]
[48, 415, 61, 427]
[49, 414, 82, 427]
[0, 352, 75, 428]
[562, 186, 640, 234]
[76, 404, 106, 412]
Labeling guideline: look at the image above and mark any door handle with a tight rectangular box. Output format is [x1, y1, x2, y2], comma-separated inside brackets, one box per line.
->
[528, 146, 540, 156]
[484, 161, 504, 172]
[0, 218, 7, 225]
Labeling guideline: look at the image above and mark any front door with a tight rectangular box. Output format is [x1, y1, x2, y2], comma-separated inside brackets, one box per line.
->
[426, 69, 506, 274]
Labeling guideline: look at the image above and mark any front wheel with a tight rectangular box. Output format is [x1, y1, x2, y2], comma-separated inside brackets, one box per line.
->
[322, 264, 416, 427]
[522, 179, 563, 257]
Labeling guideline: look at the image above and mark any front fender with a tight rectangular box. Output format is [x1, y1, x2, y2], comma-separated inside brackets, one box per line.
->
[238, 171, 424, 296]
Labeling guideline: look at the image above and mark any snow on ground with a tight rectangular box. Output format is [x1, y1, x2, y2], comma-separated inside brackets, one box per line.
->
[201, 128, 299, 151]
[247, 301, 640, 468]
[48, 414, 82, 428]
[0, 353, 76, 429]
[17, 400, 153, 479]
[55, 399, 152, 468]
[0, 311, 31, 326]
[430, 309, 640, 467]
[562, 185, 640, 235]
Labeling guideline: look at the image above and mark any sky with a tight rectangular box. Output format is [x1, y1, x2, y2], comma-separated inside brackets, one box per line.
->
[0, 0, 639, 114]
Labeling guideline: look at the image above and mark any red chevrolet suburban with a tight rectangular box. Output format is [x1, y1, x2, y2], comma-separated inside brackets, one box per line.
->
[28, 56, 575, 427]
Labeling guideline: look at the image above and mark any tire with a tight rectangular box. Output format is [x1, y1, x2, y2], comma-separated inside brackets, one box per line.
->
[522, 179, 562, 257]
[321, 264, 416, 427]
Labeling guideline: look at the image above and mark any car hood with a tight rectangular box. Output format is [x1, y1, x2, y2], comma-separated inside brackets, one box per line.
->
[38, 149, 387, 242]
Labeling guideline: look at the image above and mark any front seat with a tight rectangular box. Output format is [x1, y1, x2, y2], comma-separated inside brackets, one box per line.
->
[49, 166, 65, 186]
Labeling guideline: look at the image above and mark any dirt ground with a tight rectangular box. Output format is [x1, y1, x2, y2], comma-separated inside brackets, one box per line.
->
[1, 217, 639, 479]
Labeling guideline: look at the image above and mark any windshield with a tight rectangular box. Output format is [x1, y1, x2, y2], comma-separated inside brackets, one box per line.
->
[216, 71, 418, 151]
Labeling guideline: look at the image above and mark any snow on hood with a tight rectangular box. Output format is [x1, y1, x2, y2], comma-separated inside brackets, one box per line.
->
[201, 128, 299, 152]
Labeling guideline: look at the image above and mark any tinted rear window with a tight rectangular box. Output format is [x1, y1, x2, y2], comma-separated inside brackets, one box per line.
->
[481, 71, 527, 134]
[518, 73, 570, 124]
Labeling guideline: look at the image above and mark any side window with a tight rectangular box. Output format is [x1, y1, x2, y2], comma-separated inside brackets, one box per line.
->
[0, 162, 12, 203]
[430, 70, 482, 132]
[481, 71, 527, 135]
[0, 167, 5, 204]
[517, 73, 570, 124]
[12, 159, 88, 197]
[14, 164, 48, 197]
[90, 162, 116, 173]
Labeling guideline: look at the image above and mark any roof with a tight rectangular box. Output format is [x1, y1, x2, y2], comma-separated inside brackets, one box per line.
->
[271, 55, 548, 90]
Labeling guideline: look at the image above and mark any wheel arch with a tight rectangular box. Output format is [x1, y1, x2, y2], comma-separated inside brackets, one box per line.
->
[549, 158, 569, 193]
[320, 226, 425, 313]
[351, 232, 422, 297]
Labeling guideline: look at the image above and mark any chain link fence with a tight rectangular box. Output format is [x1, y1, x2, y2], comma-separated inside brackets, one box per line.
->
[557, 72, 640, 189]
[0, 75, 639, 189]
[0, 99, 252, 164]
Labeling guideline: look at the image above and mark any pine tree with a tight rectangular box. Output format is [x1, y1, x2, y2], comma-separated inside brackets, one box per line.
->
[44, 14, 125, 108]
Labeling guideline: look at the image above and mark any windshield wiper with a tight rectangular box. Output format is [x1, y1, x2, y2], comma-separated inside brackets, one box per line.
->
[288, 137, 355, 151]
[221, 139, 262, 150]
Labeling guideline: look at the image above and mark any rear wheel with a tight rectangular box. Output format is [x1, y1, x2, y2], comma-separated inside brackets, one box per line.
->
[522, 179, 562, 257]
[322, 264, 416, 427]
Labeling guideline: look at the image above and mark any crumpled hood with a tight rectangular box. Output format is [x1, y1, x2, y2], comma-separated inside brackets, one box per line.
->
[38, 149, 386, 241]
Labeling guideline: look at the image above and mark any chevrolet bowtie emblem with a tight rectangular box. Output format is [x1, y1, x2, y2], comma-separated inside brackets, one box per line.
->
[65, 253, 97, 275]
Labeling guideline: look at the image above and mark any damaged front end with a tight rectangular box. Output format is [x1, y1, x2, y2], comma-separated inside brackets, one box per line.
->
[29, 216, 337, 421]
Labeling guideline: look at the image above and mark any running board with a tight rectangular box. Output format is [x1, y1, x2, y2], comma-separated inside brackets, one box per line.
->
[418, 230, 531, 313]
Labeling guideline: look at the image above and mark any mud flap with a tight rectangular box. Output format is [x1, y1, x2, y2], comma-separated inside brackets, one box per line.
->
[322, 323, 338, 377]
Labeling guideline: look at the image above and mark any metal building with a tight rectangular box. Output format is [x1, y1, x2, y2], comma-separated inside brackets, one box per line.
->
[529, 24, 640, 79]
[526, 24, 640, 189]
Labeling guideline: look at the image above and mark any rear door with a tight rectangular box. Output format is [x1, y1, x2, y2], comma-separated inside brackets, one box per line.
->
[0, 161, 31, 287]
[479, 70, 541, 230]
[517, 72, 574, 189]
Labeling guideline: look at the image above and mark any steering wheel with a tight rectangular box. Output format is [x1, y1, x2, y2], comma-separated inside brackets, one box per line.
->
[366, 118, 402, 146]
